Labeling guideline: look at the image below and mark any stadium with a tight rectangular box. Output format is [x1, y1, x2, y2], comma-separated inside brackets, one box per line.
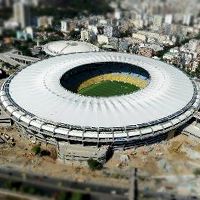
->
[1, 52, 200, 161]
[43, 40, 99, 56]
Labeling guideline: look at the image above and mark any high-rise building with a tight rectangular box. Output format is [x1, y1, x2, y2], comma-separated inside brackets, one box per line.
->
[0, 0, 13, 8]
[152, 15, 163, 31]
[61, 20, 76, 33]
[20, 0, 39, 7]
[0, 27, 3, 36]
[114, 8, 121, 20]
[30, 0, 39, 7]
[13, 1, 31, 29]
[183, 14, 193, 26]
[4, 0, 12, 7]
[163, 23, 172, 35]
[165, 14, 173, 24]
[61, 20, 68, 33]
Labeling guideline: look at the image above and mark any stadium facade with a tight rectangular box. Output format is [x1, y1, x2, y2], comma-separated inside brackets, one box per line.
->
[1, 52, 200, 161]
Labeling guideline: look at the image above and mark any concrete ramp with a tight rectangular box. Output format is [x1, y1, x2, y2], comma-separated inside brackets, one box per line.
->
[183, 123, 200, 138]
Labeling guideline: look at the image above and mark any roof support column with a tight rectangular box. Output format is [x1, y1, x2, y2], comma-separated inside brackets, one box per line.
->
[97, 128, 100, 147]
[82, 130, 85, 146]
[112, 129, 114, 143]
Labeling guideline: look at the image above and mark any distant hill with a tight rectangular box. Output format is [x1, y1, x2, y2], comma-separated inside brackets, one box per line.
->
[35, 0, 113, 17]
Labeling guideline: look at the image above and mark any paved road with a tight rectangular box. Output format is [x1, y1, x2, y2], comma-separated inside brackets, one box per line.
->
[0, 188, 48, 200]
[0, 167, 128, 200]
[0, 167, 200, 200]
[142, 191, 200, 200]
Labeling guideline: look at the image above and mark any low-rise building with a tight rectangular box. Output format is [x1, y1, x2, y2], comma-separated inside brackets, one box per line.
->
[61, 20, 76, 33]
[97, 35, 109, 45]
[58, 142, 110, 163]
[80, 29, 90, 41]
[104, 25, 113, 38]
[37, 16, 53, 28]
[132, 33, 146, 42]
[138, 47, 155, 58]
[16, 27, 34, 40]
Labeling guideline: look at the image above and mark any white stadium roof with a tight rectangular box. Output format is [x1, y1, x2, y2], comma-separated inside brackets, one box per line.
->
[3, 52, 199, 129]
[43, 40, 99, 56]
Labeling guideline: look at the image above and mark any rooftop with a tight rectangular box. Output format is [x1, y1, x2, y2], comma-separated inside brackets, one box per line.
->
[43, 40, 99, 56]
[4, 52, 197, 128]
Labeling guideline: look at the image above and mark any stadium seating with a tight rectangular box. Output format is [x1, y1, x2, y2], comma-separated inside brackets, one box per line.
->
[60, 62, 150, 93]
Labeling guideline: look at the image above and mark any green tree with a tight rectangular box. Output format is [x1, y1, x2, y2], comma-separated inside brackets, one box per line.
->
[71, 192, 83, 200]
[87, 158, 103, 171]
[194, 168, 200, 176]
[32, 144, 41, 155]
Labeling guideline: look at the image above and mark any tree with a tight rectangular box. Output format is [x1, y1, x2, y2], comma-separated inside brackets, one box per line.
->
[69, 30, 81, 40]
[194, 168, 200, 176]
[195, 65, 200, 78]
[71, 192, 83, 200]
[87, 158, 103, 171]
[31, 144, 41, 155]
[31, 0, 113, 18]
[15, 44, 32, 56]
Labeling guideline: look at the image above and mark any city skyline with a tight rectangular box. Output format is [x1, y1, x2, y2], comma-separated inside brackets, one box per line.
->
[0, 1, 200, 200]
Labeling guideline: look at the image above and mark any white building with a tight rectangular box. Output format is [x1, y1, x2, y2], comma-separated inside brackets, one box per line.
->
[192, 61, 199, 72]
[37, 16, 53, 28]
[30, 0, 39, 7]
[60, 19, 77, 33]
[152, 15, 163, 31]
[13, 1, 31, 28]
[25, 26, 34, 39]
[61, 20, 67, 33]
[97, 35, 109, 45]
[132, 19, 144, 29]
[3, 20, 19, 29]
[132, 33, 147, 42]
[188, 40, 200, 52]
[165, 14, 173, 24]
[80, 29, 89, 41]
[114, 8, 121, 20]
[183, 14, 192, 26]
[88, 25, 98, 35]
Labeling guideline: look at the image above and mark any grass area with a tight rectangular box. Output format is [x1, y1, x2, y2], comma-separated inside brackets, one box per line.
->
[78, 80, 140, 97]
[78, 73, 148, 91]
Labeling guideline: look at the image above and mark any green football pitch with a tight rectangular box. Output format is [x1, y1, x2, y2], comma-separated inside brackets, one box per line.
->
[78, 80, 140, 97]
